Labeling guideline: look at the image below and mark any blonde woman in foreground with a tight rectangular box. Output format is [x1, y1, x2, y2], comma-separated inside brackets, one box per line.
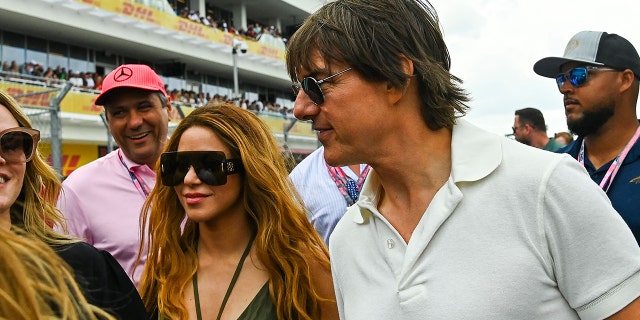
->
[0, 227, 115, 320]
[139, 103, 338, 320]
[0, 89, 148, 319]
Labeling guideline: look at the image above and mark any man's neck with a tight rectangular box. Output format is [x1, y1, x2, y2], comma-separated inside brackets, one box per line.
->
[584, 119, 640, 169]
[348, 164, 362, 176]
[530, 133, 550, 149]
[373, 126, 452, 242]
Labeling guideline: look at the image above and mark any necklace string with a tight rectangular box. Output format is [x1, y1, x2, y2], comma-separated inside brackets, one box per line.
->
[193, 233, 256, 320]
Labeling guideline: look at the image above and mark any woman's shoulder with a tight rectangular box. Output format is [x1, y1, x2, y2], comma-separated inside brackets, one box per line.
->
[54, 241, 101, 261]
[53, 242, 150, 320]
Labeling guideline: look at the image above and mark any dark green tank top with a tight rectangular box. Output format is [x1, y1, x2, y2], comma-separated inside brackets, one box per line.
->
[237, 282, 277, 320]
[157, 282, 276, 319]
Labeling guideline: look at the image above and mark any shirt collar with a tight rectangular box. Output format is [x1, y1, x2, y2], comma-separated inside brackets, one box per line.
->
[354, 118, 502, 223]
[118, 149, 152, 172]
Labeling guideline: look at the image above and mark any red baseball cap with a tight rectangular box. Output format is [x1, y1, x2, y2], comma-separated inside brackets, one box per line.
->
[95, 64, 167, 105]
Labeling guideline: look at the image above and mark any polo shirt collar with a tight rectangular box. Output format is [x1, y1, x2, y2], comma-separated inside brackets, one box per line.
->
[354, 118, 502, 223]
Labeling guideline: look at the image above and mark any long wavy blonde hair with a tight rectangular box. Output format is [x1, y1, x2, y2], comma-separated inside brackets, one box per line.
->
[0, 228, 115, 320]
[139, 103, 330, 319]
[0, 90, 74, 246]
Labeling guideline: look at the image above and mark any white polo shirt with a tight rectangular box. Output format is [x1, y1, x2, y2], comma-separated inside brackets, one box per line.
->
[330, 119, 640, 320]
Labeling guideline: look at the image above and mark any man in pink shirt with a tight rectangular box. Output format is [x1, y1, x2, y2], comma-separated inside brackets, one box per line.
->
[57, 64, 172, 287]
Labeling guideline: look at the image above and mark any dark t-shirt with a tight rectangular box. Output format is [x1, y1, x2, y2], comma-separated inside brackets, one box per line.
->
[54, 241, 150, 320]
[559, 137, 640, 245]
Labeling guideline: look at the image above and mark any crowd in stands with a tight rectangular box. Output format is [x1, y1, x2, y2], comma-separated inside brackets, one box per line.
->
[174, 6, 286, 44]
[169, 88, 294, 117]
[0, 60, 293, 117]
[0, 61, 292, 116]
[1, 60, 103, 90]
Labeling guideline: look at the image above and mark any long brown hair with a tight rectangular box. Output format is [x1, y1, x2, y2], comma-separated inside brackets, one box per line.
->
[0, 228, 115, 320]
[0, 90, 74, 246]
[286, 0, 469, 130]
[139, 103, 330, 319]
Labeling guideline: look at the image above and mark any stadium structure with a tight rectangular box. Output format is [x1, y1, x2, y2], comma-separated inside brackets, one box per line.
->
[0, 0, 323, 176]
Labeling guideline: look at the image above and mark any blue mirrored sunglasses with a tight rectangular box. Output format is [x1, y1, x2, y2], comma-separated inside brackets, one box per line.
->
[555, 66, 617, 91]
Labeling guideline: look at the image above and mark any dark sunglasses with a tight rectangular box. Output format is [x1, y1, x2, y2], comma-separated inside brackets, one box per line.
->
[555, 66, 617, 91]
[160, 151, 243, 187]
[0, 127, 40, 164]
[291, 67, 352, 105]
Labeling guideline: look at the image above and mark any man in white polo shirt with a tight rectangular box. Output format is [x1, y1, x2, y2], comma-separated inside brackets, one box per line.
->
[285, 0, 640, 319]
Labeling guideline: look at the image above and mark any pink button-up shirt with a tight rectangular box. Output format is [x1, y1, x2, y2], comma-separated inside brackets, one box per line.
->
[57, 149, 154, 287]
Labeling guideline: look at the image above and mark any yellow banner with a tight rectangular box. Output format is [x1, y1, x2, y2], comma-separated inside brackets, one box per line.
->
[0, 81, 311, 132]
[0, 81, 183, 123]
[75, 0, 284, 60]
[38, 143, 104, 177]
[0, 81, 98, 113]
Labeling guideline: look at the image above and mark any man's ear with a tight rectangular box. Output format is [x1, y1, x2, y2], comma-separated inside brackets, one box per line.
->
[400, 54, 414, 77]
[619, 69, 636, 93]
[166, 101, 173, 121]
[387, 55, 415, 104]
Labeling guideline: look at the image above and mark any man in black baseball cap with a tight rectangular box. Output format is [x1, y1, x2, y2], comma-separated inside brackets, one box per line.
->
[534, 31, 640, 246]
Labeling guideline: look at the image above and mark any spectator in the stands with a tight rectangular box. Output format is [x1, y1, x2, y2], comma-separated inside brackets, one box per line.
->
[188, 10, 200, 22]
[68, 71, 83, 87]
[9, 61, 19, 73]
[169, 89, 179, 102]
[94, 74, 103, 91]
[84, 72, 96, 89]
[179, 7, 188, 19]
[247, 24, 256, 38]
[32, 64, 44, 77]
[43, 67, 55, 79]
[53, 66, 63, 79]
[206, 16, 216, 28]
[20, 62, 34, 75]
[201, 15, 210, 27]
[59, 68, 67, 80]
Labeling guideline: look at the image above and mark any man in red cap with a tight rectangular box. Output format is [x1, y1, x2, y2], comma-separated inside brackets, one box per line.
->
[57, 64, 172, 287]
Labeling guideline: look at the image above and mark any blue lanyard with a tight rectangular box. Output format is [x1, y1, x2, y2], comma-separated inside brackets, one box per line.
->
[118, 149, 151, 198]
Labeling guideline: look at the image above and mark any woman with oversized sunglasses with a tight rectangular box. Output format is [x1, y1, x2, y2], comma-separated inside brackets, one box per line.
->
[138, 103, 338, 320]
[0, 90, 149, 319]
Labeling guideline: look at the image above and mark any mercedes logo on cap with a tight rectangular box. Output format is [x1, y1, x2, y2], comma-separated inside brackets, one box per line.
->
[113, 66, 133, 82]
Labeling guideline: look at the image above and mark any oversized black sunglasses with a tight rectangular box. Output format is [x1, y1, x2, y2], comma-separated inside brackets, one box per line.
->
[291, 67, 352, 105]
[160, 151, 243, 186]
[0, 127, 40, 164]
[555, 66, 618, 91]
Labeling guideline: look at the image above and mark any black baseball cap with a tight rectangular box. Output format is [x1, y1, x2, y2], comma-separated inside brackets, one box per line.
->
[534, 31, 640, 79]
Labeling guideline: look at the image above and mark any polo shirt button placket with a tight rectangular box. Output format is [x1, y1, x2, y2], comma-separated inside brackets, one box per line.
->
[387, 238, 395, 249]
